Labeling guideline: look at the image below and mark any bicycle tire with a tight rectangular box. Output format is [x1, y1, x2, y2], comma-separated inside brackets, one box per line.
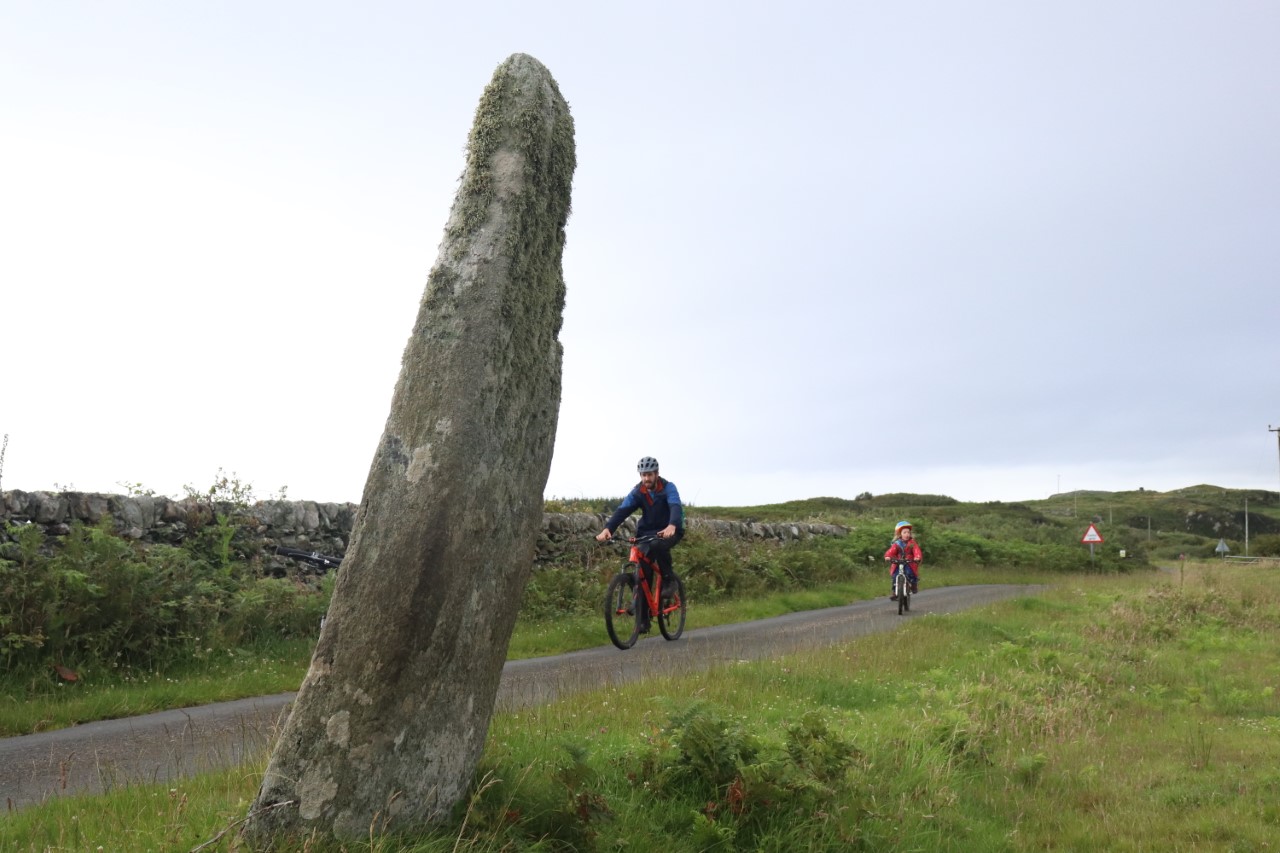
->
[897, 573, 908, 616]
[604, 572, 640, 650]
[658, 575, 686, 641]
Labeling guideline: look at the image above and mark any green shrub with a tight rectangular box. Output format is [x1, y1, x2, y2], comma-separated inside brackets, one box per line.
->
[0, 523, 52, 671]
[518, 561, 602, 617]
[221, 575, 330, 644]
[0, 520, 329, 675]
[627, 703, 857, 850]
[1251, 534, 1280, 557]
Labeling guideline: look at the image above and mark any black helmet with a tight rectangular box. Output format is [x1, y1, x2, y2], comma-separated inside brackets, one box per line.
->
[636, 456, 660, 473]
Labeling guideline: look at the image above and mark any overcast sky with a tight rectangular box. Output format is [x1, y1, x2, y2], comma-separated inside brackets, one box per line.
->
[2, 2, 1277, 508]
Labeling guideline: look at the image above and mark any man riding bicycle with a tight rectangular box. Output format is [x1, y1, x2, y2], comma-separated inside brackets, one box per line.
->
[596, 456, 684, 633]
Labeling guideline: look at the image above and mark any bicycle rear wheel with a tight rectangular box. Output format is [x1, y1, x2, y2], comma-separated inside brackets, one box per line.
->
[604, 572, 640, 650]
[658, 575, 686, 641]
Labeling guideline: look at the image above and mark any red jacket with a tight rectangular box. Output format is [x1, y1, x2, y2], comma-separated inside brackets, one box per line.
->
[884, 538, 922, 575]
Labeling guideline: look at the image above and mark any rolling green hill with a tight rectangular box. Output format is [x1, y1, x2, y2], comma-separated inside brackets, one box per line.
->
[697, 484, 1280, 562]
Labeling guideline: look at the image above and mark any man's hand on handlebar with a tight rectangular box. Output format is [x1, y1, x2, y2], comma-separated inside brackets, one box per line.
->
[596, 528, 613, 542]
[657, 524, 677, 539]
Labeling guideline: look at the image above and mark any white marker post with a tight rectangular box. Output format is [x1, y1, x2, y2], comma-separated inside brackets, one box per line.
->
[1081, 523, 1104, 569]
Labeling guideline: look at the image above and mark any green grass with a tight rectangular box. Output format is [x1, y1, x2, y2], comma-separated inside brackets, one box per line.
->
[0, 765, 260, 852]
[0, 567, 1041, 737]
[6, 562, 1277, 851]
[0, 639, 314, 737]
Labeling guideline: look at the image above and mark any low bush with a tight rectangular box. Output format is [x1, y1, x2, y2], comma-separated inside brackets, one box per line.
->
[2, 493, 1155, 678]
[0, 520, 329, 676]
[1251, 533, 1280, 556]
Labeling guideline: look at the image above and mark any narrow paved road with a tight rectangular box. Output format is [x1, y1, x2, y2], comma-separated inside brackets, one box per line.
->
[1, 584, 1037, 811]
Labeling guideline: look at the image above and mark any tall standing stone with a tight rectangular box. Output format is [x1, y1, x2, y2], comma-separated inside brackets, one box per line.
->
[244, 53, 574, 840]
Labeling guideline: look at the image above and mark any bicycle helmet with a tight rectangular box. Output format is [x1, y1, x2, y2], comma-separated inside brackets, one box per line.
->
[894, 520, 913, 534]
[636, 456, 660, 473]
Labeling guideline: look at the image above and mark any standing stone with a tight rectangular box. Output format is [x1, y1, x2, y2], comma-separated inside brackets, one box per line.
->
[244, 53, 574, 840]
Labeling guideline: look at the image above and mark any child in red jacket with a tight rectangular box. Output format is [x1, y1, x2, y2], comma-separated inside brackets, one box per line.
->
[885, 520, 922, 600]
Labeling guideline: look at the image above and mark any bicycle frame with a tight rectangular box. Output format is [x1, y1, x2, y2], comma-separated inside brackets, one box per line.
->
[629, 541, 665, 616]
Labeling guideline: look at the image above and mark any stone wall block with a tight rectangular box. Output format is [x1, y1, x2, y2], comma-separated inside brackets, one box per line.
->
[34, 493, 68, 524]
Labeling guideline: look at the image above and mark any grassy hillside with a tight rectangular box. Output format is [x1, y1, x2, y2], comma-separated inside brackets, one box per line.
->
[697, 484, 1280, 561]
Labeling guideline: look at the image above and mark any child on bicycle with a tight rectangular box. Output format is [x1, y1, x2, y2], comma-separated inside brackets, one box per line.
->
[885, 520, 922, 600]
[596, 456, 684, 632]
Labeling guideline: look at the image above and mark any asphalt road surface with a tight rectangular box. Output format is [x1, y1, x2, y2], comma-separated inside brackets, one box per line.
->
[1, 584, 1038, 811]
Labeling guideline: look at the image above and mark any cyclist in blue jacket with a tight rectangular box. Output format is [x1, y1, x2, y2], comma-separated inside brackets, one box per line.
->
[596, 456, 684, 632]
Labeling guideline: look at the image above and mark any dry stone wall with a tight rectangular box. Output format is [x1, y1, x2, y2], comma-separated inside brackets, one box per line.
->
[1, 490, 846, 569]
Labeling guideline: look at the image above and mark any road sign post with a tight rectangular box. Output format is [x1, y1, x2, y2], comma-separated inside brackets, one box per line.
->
[1081, 524, 1104, 568]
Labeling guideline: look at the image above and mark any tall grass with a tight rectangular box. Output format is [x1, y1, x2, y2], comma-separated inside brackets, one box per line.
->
[0, 637, 313, 736]
[5, 563, 1278, 851]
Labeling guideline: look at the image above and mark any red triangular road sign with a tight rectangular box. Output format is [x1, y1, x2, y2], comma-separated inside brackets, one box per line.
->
[1081, 524, 1104, 544]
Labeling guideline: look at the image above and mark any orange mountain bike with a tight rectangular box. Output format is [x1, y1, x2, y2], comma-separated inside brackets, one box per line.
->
[603, 534, 686, 650]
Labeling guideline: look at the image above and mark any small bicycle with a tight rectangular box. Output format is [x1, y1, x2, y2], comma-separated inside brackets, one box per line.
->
[603, 533, 686, 650]
[891, 558, 914, 615]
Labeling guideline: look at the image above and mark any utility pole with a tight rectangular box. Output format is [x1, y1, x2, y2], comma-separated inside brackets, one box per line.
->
[1270, 425, 1280, 493]
[0, 433, 7, 492]
[1245, 496, 1249, 556]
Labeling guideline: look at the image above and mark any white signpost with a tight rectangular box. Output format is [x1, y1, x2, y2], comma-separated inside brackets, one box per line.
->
[1082, 523, 1104, 567]
[1216, 538, 1230, 558]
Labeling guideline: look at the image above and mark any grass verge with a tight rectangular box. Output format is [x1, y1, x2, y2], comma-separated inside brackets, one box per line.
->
[0, 639, 313, 738]
[6, 563, 1276, 851]
[1, 567, 1033, 737]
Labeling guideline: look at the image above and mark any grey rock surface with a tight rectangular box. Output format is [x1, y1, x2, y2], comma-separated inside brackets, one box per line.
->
[245, 52, 576, 839]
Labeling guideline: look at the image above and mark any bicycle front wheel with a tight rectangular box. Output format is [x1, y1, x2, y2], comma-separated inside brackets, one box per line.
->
[658, 574, 686, 641]
[897, 574, 908, 616]
[604, 572, 640, 650]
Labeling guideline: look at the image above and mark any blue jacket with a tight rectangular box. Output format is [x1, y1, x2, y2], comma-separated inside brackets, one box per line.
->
[605, 478, 684, 537]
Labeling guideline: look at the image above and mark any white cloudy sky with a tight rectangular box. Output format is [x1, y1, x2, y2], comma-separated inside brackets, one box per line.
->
[2, 2, 1277, 507]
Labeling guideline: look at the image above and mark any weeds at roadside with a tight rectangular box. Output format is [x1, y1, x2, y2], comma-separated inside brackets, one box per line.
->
[6, 566, 1279, 851]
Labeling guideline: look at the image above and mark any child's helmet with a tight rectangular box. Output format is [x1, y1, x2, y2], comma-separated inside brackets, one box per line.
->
[637, 456, 660, 473]
[894, 520, 912, 534]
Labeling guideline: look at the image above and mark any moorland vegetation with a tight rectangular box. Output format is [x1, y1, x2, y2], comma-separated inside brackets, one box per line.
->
[2, 481, 1279, 849]
[2, 480, 1275, 736]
